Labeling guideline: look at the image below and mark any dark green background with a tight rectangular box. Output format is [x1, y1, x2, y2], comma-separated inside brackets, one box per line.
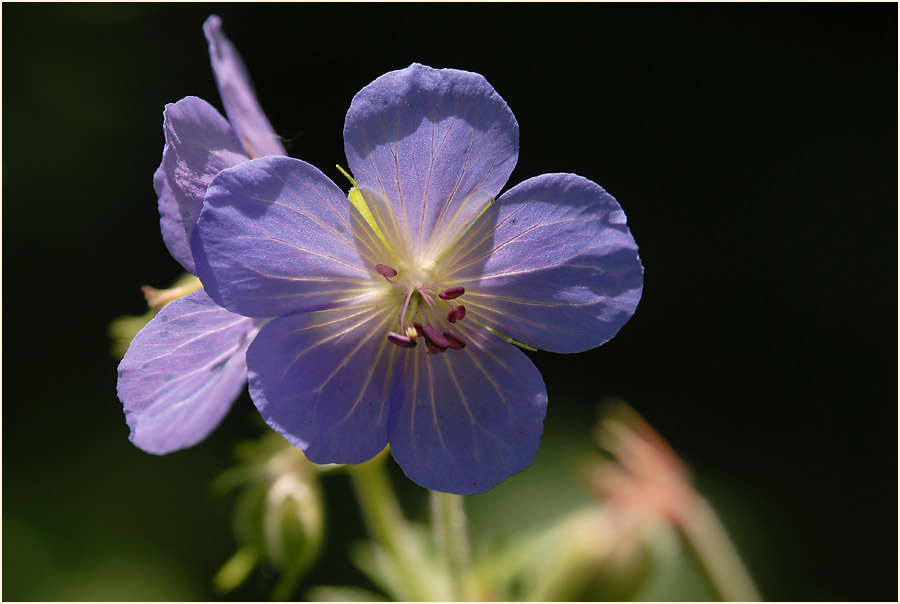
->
[3, 3, 896, 601]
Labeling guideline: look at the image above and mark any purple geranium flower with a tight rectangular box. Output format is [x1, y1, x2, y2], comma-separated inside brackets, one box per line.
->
[117, 16, 283, 454]
[192, 64, 643, 494]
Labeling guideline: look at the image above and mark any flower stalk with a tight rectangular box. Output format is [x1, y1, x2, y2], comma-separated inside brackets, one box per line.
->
[592, 404, 761, 602]
[677, 493, 762, 602]
[430, 490, 472, 600]
[347, 451, 436, 601]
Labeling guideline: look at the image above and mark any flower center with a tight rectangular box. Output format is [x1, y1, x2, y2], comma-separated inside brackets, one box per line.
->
[375, 263, 468, 354]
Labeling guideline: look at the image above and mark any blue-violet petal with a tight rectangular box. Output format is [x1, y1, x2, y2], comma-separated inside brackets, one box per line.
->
[389, 322, 547, 495]
[192, 156, 384, 318]
[203, 15, 286, 158]
[155, 96, 249, 273]
[247, 305, 397, 464]
[343, 63, 519, 262]
[443, 173, 643, 353]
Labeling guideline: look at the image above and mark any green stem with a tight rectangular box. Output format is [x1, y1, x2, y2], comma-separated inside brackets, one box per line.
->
[678, 494, 762, 602]
[212, 546, 259, 594]
[347, 451, 434, 601]
[430, 491, 472, 600]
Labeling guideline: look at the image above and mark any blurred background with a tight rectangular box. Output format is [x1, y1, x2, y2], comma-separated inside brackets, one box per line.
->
[3, 3, 896, 601]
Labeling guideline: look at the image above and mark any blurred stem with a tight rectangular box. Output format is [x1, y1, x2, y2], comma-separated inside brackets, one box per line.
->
[430, 491, 472, 600]
[347, 451, 433, 601]
[212, 546, 259, 594]
[678, 494, 762, 602]
[272, 563, 305, 602]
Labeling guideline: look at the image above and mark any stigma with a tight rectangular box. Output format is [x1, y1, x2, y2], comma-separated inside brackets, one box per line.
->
[376, 263, 468, 354]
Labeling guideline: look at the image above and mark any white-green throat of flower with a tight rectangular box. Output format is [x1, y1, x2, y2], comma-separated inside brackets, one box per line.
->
[375, 263, 468, 354]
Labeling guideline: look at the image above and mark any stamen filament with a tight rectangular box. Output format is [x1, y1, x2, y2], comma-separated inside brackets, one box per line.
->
[382, 274, 409, 292]
[419, 291, 440, 326]
[398, 287, 416, 330]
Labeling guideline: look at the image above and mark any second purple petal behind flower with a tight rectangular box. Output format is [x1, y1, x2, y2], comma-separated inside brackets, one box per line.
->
[118, 290, 259, 454]
[203, 15, 286, 159]
[154, 96, 249, 274]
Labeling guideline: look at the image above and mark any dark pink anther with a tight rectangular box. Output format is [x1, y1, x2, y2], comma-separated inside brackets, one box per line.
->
[387, 332, 417, 348]
[455, 305, 466, 320]
[412, 322, 425, 338]
[375, 264, 398, 278]
[447, 308, 459, 323]
[439, 286, 465, 300]
[442, 331, 466, 349]
[422, 325, 451, 349]
[424, 339, 445, 354]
